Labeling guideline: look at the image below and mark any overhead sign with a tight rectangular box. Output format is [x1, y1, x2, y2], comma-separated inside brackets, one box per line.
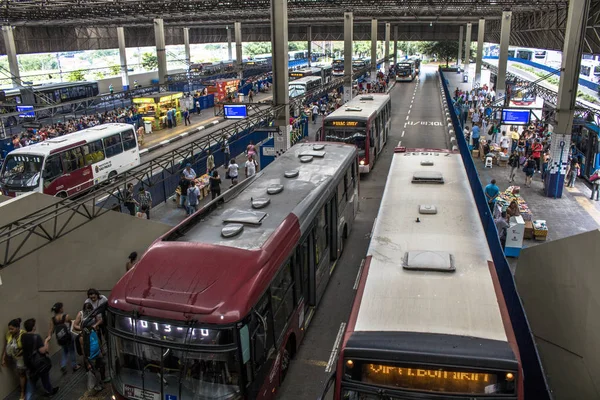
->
[17, 105, 34, 119]
[501, 109, 530, 125]
[224, 104, 248, 119]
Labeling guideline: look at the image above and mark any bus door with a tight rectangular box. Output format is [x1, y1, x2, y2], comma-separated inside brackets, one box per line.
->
[313, 199, 334, 307]
[296, 234, 313, 329]
[368, 121, 376, 167]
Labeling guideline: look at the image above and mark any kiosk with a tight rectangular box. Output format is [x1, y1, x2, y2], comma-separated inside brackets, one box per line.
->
[132, 92, 183, 131]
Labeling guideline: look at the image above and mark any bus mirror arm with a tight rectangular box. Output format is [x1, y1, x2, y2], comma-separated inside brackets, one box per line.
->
[317, 371, 336, 400]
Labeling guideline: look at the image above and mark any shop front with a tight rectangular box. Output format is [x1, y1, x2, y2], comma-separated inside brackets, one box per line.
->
[132, 92, 183, 131]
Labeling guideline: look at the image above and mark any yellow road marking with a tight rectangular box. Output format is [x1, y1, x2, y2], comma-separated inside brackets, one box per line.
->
[302, 359, 329, 367]
[574, 196, 600, 226]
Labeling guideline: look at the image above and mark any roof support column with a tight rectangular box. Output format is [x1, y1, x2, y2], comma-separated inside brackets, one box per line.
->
[393, 25, 398, 66]
[117, 27, 129, 90]
[271, 0, 290, 151]
[545, 0, 590, 198]
[183, 28, 191, 66]
[457, 26, 463, 69]
[307, 26, 312, 67]
[370, 19, 377, 82]
[496, 11, 512, 99]
[234, 22, 243, 81]
[385, 23, 390, 73]
[153, 19, 167, 86]
[1, 26, 20, 88]
[344, 12, 354, 103]
[474, 19, 485, 87]
[463, 23, 472, 82]
[227, 26, 233, 61]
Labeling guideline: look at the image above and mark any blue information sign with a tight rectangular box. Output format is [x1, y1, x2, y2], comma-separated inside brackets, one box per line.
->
[165, 395, 178, 400]
[17, 105, 35, 118]
[224, 104, 248, 119]
[501, 109, 530, 125]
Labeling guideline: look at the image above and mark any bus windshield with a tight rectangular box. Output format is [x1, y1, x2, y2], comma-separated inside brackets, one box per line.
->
[289, 84, 306, 97]
[0, 154, 43, 189]
[110, 335, 242, 400]
[324, 128, 367, 156]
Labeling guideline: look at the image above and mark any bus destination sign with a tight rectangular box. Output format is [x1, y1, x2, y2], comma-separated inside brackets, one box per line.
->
[325, 120, 364, 127]
[361, 363, 514, 394]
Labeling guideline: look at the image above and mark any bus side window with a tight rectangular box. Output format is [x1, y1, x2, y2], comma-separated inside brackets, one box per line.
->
[104, 134, 123, 158]
[122, 129, 137, 151]
[60, 150, 78, 174]
[270, 260, 295, 341]
[87, 140, 105, 164]
[352, 161, 357, 188]
[43, 155, 63, 184]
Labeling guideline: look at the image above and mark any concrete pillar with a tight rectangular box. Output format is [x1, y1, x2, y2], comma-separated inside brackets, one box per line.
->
[370, 19, 378, 82]
[183, 28, 191, 66]
[307, 26, 312, 67]
[1, 26, 20, 87]
[385, 23, 390, 72]
[271, 0, 290, 150]
[116, 27, 130, 90]
[475, 19, 485, 85]
[496, 11, 512, 99]
[344, 12, 354, 103]
[227, 26, 233, 61]
[545, 0, 590, 198]
[393, 25, 398, 66]
[463, 23, 472, 81]
[234, 22, 243, 80]
[457, 26, 463, 69]
[153, 19, 167, 85]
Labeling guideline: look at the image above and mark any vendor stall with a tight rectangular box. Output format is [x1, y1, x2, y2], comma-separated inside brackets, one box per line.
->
[175, 174, 211, 204]
[132, 92, 183, 131]
[206, 79, 240, 102]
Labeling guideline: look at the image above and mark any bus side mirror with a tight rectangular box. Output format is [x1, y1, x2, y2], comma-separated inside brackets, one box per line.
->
[317, 371, 336, 400]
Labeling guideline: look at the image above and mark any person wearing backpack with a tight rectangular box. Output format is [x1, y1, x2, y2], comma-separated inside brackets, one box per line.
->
[2, 318, 27, 400]
[187, 181, 200, 215]
[48, 302, 80, 374]
[21, 318, 59, 398]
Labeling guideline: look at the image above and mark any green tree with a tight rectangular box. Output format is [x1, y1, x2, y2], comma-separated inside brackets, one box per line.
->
[419, 41, 459, 66]
[141, 52, 158, 70]
[108, 64, 121, 76]
[67, 69, 86, 82]
[244, 42, 272, 56]
[288, 42, 308, 51]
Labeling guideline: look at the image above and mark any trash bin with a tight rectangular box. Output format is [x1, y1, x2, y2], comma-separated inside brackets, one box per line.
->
[144, 120, 153, 135]
[463, 74, 469, 83]
[238, 93, 244, 102]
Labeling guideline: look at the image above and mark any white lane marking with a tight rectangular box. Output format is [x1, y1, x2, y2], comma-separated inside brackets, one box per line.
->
[401, 131, 405, 137]
[403, 123, 407, 128]
[353, 259, 366, 290]
[398, 140, 402, 147]
[326, 322, 347, 373]
[180, 132, 189, 138]
[406, 115, 409, 120]
[160, 140, 170, 146]
[212, 120, 220, 126]
[408, 109, 411, 115]
[139, 149, 149, 156]
[409, 104, 412, 109]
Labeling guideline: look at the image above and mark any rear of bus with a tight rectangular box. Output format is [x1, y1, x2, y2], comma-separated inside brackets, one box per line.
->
[332, 59, 345, 76]
[396, 62, 414, 81]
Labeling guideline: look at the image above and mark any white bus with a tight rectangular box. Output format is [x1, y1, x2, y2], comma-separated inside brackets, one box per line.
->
[289, 76, 322, 98]
[0, 123, 141, 198]
[321, 149, 522, 399]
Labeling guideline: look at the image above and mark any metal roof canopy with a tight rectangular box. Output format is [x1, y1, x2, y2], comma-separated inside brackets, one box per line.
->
[1, 0, 567, 27]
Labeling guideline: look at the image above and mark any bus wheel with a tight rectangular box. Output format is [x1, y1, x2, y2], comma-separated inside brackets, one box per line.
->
[107, 171, 117, 184]
[56, 191, 68, 199]
[280, 337, 295, 383]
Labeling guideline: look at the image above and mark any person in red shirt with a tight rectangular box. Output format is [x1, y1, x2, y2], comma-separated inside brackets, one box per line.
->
[531, 139, 543, 173]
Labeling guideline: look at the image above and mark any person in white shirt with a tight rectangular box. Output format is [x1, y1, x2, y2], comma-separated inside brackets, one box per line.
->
[245, 156, 257, 178]
[183, 163, 196, 181]
[227, 159, 239, 186]
[311, 104, 319, 124]
[500, 131, 510, 154]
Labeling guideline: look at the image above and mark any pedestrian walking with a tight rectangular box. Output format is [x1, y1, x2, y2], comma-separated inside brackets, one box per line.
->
[47, 303, 80, 374]
[2, 318, 27, 400]
[245, 155, 258, 178]
[125, 252, 137, 272]
[186, 182, 200, 215]
[227, 159, 239, 187]
[178, 173, 191, 209]
[508, 151, 519, 183]
[195, 99, 201, 115]
[21, 319, 59, 398]
[209, 170, 222, 200]
[206, 149, 215, 174]
[123, 183, 137, 216]
[246, 141, 256, 160]
[311, 103, 319, 124]
[248, 90, 254, 103]
[183, 109, 191, 126]
[590, 168, 600, 201]
[137, 187, 152, 219]
[566, 160, 580, 188]
[523, 156, 536, 187]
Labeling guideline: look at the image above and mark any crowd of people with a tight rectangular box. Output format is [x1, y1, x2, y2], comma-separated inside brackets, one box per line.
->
[2, 290, 111, 399]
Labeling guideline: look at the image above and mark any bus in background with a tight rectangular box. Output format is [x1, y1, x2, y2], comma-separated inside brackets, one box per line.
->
[289, 76, 322, 98]
[579, 59, 600, 83]
[396, 60, 416, 82]
[352, 59, 367, 72]
[106, 142, 359, 400]
[289, 67, 322, 81]
[0, 123, 140, 198]
[320, 65, 333, 84]
[254, 53, 273, 64]
[320, 94, 391, 173]
[332, 58, 345, 76]
[320, 149, 522, 400]
[572, 122, 600, 181]
[408, 55, 421, 73]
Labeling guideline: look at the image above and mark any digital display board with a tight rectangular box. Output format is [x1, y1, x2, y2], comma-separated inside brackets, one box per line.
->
[17, 105, 34, 118]
[501, 109, 530, 125]
[324, 120, 366, 128]
[358, 363, 515, 395]
[224, 104, 248, 119]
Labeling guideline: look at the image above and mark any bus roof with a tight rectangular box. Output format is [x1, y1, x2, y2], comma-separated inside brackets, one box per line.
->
[289, 76, 322, 85]
[324, 94, 390, 122]
[353, 151, 508, 343]
[7, 123, 134, 157]
[110, 142, 357, 323]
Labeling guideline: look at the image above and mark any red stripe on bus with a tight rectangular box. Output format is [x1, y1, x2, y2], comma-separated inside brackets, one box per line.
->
[487, 260, 525, 399]
[49, 140, 87, 155]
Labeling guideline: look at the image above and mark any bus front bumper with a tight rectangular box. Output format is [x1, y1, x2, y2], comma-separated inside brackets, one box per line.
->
[359, 164, 370, 174]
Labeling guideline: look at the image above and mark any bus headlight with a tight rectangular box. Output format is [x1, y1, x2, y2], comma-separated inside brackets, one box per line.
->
[346, 359, 354, 369]
[506, 372, 515, 381]
[359, 160, 365, 166]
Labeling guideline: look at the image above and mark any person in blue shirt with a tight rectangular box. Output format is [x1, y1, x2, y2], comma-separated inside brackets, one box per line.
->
[471, 124, 481, 149]
[484, 179, 500, 210]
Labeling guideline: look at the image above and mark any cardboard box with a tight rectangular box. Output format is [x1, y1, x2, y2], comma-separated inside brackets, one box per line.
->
[472, 149, 480, 158]
[498, 159, 508, 167]
[524, 221, 534, 240]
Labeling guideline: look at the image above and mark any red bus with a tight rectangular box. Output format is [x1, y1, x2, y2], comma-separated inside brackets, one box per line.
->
[320, 94, 391, 173]
[320, 149, 523, 400]
[107, 142, 359, 400]
[0, 123, 140, 198]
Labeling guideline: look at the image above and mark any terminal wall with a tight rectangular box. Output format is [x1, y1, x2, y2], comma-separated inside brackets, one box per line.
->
[96, 68, 186, 93]
[516, 229, 600, 399]
[0, 193, 171, 399]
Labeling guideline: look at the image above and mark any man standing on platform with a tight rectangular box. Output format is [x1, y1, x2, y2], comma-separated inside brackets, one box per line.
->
[484, 179, 500, 210]
[471, 123, 481, 150]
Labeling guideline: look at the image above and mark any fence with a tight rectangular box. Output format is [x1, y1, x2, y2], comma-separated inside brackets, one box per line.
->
[440, 68, 551, 399]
